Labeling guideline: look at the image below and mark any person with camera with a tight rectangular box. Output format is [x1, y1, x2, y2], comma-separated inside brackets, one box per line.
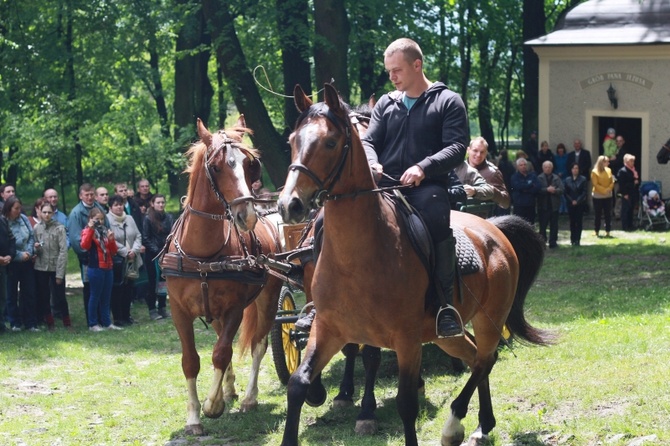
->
[80, 207, 120, 332]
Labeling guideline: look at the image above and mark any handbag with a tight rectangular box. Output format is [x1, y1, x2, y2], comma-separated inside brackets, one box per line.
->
[125, 258, 140, 280]
[112, 254, 127, 286]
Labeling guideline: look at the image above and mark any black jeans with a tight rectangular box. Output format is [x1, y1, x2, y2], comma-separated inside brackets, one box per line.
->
[567, 204, 585, 244]
[593, 197, 612, 233]
[538, 207, 559, 246]
[621, 195, 637, 230]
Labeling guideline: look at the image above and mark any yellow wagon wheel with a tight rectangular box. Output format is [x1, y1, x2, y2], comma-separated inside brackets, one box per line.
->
[271, 287, 301, 385]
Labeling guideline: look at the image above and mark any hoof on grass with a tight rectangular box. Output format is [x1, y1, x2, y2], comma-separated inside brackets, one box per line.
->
[203, 398, 225, 419]
[332, 397, 354, 409]
[355, 419, 378, 436]
[466, 432, 491, 446]
[240, 399, 259, 412]
[185, 424, 204, 436]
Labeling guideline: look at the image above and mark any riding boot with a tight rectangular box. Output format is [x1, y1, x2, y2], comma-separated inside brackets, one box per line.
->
[294, 307, 316, 333]
[434, 236, 463, 338]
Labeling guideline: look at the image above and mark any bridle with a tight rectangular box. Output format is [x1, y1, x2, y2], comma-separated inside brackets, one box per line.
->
[287, 109, 353, 208]
[185, 130, 256, 221]
[287, 109, 411, 208]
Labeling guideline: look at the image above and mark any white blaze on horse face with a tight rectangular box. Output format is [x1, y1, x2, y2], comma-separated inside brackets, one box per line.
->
[285, 122, 321, 196]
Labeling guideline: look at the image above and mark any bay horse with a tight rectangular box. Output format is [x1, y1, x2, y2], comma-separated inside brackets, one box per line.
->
[277, 84, 552, 446]
[161, 117, 283, 435]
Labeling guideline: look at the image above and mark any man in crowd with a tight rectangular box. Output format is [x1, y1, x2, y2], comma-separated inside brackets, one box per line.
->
[536, 161, 563, 248]
[466, 136, 511, 212]
[0, 183, 16, 209]
[511, 158, 540, 224]
[95, 187, 110, 212]
[68, 183, 108, 324]
[567, 138, 592, 211]
[135, 179, 153, 207]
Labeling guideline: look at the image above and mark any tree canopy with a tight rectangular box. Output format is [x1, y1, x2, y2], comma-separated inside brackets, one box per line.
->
[0, 0, 586, 204]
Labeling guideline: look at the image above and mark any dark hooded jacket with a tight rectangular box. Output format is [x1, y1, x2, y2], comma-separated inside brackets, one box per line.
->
[361, 82, 468, 186]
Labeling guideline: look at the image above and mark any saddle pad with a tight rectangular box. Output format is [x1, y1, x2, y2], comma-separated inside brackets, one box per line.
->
[454, 228, 482, 276]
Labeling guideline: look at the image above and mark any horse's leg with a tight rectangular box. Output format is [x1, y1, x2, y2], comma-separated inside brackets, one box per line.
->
[202, 311, 243, 419]
[172, 304, 203, 435]
[394, 344, 422, 446]
[222, 362, 238, 405]
[436, 335, 498, 446]
[333, 343, 359, 407]
[240, 334, 268, 412]
[281, 335, 345, 446]
[355, 345, 381, 435]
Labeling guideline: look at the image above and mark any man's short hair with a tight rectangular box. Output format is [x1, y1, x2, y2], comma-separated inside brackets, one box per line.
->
[384, 38, 423, 65]
[516, 158, 527, 167]
[79, 183, 94, 193]
[468, 136, 489, 151]
[623, 154, 635, 163]
[114, 183, 127, 193]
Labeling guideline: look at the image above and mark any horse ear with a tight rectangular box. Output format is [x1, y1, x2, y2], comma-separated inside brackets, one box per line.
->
[368, 94, 376, 108]
[196, 118, 212, 147]
[294, 84, 312, 113]
[323, 83, 342, 114]
[236, 114, 247, 129]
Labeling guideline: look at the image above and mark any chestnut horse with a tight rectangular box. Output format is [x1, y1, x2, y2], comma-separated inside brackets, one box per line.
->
[161, 118, 283, 435]
[277, 84, 552, 446]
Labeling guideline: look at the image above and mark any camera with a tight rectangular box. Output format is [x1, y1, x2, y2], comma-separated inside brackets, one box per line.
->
[94, 221, 102, 227]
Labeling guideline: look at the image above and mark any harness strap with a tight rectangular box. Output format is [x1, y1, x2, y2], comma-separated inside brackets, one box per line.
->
[200, 273, 213, 323]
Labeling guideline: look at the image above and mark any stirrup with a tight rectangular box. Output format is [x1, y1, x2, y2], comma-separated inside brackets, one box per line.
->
[436, 304, 464, 338]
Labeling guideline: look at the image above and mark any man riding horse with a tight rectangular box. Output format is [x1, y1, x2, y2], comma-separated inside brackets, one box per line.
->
[362, 38, 468, 338]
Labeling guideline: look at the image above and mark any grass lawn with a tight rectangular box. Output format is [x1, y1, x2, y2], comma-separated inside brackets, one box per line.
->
[1, 215, 669, 445]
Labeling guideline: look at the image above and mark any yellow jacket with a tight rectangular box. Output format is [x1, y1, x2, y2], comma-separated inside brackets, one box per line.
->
[591, 167, 614, 198]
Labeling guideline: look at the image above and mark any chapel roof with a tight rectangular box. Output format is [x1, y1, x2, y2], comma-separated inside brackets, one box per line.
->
[526, 0, 670, 46]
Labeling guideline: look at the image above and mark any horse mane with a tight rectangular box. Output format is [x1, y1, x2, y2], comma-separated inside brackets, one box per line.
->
[183, 126, 258, 206]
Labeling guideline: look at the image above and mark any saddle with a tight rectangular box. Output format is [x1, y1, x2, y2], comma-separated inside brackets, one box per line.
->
[307, 192, 482, 277]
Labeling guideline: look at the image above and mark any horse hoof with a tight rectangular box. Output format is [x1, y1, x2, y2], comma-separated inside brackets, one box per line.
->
[355, 419, 378, 436]
[466, 432, 491, 446]
[240, 399, 259, 412]
[184, 424, 204, 436]
[305, 383, 327, 407]
[202, 398, 225, 419]
[332, 397, 354, 409]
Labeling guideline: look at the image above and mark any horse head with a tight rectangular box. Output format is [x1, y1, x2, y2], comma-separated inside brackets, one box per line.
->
[185, 117, 259, 231]
[657, 138, 670, 165]
[278, 83, 361, 224]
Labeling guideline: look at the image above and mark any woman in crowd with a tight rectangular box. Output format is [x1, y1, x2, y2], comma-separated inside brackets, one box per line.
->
[3, 196, 39, 332]
[33, 201, 69, 331]
[536, 140, 555, 173]
[81, 207, 121, 332]
[107, 194, 142, 326]
[554, 143, 569, 214]
[564, 163, 587, 246]
[29, 198, 45, 228]
[143, 194, 174, 321]
[591, 155, 615, 238]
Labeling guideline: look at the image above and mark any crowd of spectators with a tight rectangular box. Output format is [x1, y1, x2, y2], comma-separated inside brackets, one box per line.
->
[0, 179, 175, 334]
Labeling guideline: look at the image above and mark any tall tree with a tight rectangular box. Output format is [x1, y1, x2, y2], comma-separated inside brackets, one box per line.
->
[276, 0, 312, 137]
[201, 0, 289, 187]
[313, 0, 350, 101]
[174, 0, 213, 196]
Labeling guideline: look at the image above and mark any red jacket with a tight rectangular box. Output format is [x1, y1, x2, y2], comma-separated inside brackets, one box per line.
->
[80, 227, 118, 270]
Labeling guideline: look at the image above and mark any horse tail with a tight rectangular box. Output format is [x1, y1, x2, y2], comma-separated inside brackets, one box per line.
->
[489, 215, 556, 346]
[238, 300, 259, 356]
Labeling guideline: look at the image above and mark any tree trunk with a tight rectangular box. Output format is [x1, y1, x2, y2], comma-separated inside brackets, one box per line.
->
[477, 36, 496, 155]
[63, 0, 83, 187]
[174, 0, 213, 197]
[201, 0, 289, 188]
[313, 0, 350, 102]
[523, 0, 545, 143]
[276, 0, 312, 137]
